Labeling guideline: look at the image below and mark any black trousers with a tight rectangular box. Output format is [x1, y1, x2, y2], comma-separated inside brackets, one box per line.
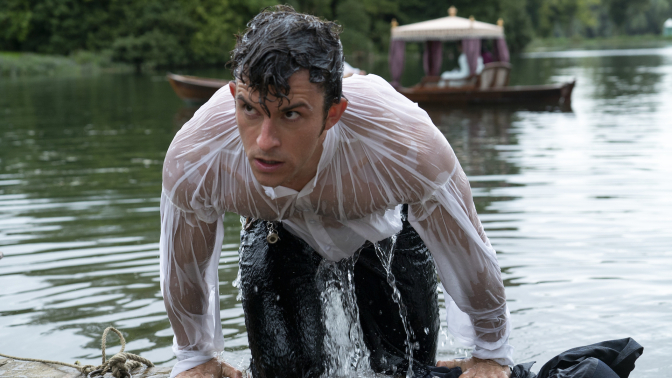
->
[238, 207, 440, 377]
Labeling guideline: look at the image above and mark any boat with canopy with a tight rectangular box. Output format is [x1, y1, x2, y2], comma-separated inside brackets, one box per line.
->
[390, 7, 575, 106]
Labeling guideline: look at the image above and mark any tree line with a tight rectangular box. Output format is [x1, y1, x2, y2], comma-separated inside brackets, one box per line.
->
[1, 0, 671, 70]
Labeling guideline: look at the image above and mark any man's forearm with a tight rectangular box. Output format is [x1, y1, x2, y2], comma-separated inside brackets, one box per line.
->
[159, 196, 226, 365]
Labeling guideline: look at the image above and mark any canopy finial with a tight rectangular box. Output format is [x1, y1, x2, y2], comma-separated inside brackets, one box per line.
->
[448, 6, 457, 17]
[469, 15, 475, 27]
[497, 18, 504, 27]
[391, 18, 399, 29]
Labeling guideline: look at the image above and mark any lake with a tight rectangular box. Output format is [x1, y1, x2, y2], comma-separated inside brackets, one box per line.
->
[1, 46, 671, 376]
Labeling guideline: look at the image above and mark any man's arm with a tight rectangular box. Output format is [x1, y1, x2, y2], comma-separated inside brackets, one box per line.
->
[159, 193, 228, 377]
[408, 180, 513, 377]
[407, 166, 513, 375]
[158, 83, 255, 377]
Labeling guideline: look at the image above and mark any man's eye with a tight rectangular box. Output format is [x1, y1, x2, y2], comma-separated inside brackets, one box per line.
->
[285, 111, 300, 120]
[243, 105, 257, 115]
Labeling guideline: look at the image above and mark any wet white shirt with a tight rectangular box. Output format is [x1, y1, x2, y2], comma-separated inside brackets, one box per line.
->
[160, 74, 513, 377]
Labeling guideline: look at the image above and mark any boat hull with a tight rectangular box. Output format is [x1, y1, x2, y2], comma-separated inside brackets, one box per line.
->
[167, 73, 229, 105]
[398, 81, 575, 106]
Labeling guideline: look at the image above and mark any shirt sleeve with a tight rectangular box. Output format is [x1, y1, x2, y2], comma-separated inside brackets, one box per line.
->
[159, 86, 241, 377]
[401, 103, 512, 365]
[408, 168, 513, 365]
[160, 193, 225, 377]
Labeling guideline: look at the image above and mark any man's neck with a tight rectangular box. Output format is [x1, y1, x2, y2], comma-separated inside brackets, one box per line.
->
[280, 139, 325, 192]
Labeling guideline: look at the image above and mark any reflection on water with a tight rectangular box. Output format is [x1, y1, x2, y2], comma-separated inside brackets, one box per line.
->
[1, 47, 671, 375]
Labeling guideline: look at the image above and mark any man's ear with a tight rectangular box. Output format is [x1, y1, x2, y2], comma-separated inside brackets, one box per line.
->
[229, 81, 236, 98]
[323, 98, 348, 133]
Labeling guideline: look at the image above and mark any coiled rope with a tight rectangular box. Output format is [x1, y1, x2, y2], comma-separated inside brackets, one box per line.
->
[0, 326, 154, 378]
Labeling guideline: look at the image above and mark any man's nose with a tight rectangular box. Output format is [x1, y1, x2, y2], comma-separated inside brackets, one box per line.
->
[256, 118, 280, 151]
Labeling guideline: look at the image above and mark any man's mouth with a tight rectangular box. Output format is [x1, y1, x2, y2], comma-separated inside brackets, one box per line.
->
[258, 158, 281, 164]
[254, 158, 284, 172]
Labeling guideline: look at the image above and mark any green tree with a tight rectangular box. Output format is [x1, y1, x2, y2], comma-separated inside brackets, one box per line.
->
[110, 0, 196, 71]
[536, 0, 599, 37]
[0, 0, 33, 50]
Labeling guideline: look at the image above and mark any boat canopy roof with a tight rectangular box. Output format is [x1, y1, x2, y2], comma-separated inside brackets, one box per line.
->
[391, 9, 504, 42]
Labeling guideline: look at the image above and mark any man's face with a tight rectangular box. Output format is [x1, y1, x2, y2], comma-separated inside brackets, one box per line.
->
[231, 70, 346, 191]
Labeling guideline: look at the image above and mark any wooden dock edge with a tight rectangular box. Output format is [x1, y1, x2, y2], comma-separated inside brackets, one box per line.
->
[0, 358, 172, 377]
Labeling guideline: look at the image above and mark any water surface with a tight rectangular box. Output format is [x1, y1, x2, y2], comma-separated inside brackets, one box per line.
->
[1, 47, 671, 376]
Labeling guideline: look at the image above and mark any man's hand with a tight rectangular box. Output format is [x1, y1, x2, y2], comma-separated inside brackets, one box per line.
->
[437, 357, 510, 378]
[175, 358, 243, 378]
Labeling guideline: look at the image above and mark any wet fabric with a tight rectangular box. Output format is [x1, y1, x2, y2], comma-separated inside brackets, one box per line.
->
[425, 338, 643, 378]
[238, 206, 440, 377]
[159, 74, 512, 376]
[533, 337, 643, 378]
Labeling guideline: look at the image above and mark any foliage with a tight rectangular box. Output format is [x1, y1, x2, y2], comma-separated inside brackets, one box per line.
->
[1, 0, 671, 69]
[530, 0, 672, 38]
[0, 0, 275, 70]
[0, 51, 129, 76]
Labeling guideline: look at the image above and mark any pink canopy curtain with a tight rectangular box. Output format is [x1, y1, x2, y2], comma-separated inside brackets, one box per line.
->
[423, 41, 443, 77]
[461, 38, 481, 75]
[389, 39, 406, 88]
[496, 37, 510, 62]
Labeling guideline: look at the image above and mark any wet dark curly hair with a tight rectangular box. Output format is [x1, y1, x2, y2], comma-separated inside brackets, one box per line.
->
[229, 5, 344, 117]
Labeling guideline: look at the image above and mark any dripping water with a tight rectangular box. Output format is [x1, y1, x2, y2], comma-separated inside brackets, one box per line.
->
[373, 235, 416, 378]
[233, 216, 246, 301]
[232, 266, 243, 301]
[316, 255, 375, 378]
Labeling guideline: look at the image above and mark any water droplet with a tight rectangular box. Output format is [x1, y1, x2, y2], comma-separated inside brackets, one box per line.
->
[254, 285, 258, 293]
[276, 295, 280, 301]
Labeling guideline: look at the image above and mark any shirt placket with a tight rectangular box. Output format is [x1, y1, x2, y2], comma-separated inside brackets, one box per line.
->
[296, 196, 335, 255]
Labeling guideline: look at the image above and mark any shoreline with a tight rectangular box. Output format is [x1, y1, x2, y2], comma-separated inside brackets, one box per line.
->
[0, 51, 134, 77]
[525, 34, 672, 52]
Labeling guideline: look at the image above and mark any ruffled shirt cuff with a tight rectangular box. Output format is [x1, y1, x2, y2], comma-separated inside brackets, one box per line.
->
[169, 351, 218, 378]
[473, 340, 515, 367]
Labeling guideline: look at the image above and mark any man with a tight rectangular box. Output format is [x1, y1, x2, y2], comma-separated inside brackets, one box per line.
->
[160, 6, 512, 378]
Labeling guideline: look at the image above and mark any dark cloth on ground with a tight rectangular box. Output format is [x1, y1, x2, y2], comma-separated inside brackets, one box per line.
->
[425, 338, 643, 378]
[238, 205, 440, 378]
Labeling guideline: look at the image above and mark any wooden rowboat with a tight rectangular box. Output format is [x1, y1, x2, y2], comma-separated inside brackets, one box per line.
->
[167, 72, 574, 108]
[398, 80, 575, 106]
[388, 8, 575, 108]
[167, 73, 228, 104]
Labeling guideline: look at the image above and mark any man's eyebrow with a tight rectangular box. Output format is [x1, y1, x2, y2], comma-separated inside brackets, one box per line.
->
[279, 102, 311, 112]
[236, 94, 254, 106]
[236, 94, 311, 112]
